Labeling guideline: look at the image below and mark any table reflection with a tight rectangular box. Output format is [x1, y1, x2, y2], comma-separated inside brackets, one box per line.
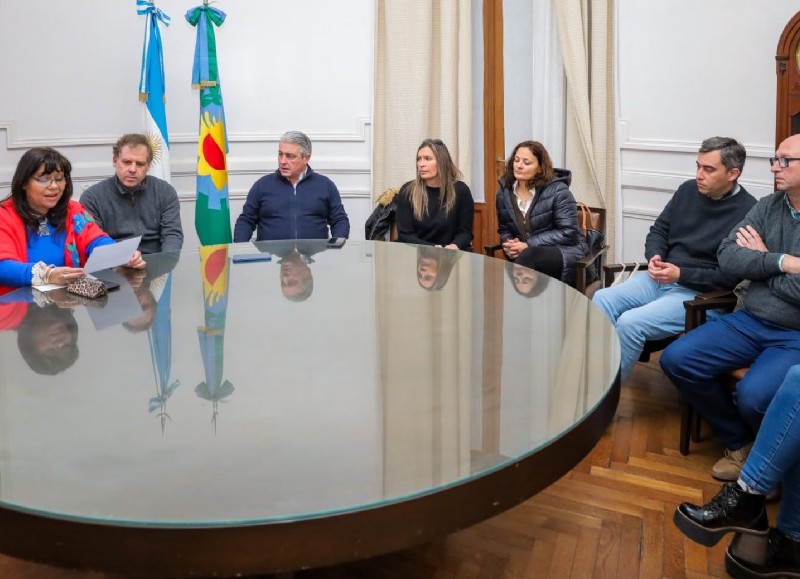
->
[4, 300, 80, 375]
[415, 245, 461, 290]
[0, 241, 619, 527]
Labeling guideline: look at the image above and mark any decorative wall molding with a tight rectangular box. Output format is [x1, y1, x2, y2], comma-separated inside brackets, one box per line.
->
[621, 208, 660, 221]
[619, 121, 774, 157]
[0, 118, 372, 150]
[216, 117, 373, 144]
[621, 169, 774, 194]
[1, 163, 372, 189]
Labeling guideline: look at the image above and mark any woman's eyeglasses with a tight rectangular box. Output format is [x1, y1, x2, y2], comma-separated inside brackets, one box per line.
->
[32, 175, 66, 186]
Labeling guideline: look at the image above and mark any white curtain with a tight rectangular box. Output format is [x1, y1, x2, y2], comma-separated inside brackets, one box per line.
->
[373, 0, 473, 198]
[556, 0, 617, 251]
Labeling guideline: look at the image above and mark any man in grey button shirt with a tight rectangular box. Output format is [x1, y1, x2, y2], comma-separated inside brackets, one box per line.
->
[81, 133, 183, 254]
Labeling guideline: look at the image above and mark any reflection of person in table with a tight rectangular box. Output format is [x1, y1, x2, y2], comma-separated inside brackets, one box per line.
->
[123, 275, 158, 333]
[0, 298, 79, 375]
[116, 252, 179, 332]
[280, 252, 313, 302]
[416, 246, 461, 291]
[258, 240, 328, 302]
[508, 263, 549, 298]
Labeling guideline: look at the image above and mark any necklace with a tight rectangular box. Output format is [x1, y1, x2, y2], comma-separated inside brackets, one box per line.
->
[37, 217, 50, 237]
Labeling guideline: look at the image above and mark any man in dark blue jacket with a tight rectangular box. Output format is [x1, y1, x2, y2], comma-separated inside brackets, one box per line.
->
[233, 131, 350, 242]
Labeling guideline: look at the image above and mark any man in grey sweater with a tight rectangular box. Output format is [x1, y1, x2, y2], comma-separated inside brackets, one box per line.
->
[81, 134, 183, 254]
[661, 133, 800, 481]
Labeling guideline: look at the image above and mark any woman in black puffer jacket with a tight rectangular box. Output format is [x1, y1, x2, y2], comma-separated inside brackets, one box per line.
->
[494, 140, 588, 285]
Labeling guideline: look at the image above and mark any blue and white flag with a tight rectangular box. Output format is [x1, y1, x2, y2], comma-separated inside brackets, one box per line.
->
[137, 0, 171, 182]
[147, 273, 180, 434]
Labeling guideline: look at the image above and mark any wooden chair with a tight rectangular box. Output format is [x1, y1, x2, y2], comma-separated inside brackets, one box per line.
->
[483, 205, 608, 297]
[678, 289, 741, 455]
[575, 206, 608, 297]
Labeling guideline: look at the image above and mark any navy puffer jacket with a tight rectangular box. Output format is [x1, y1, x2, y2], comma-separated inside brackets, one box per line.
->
[495, 168, 588, 285]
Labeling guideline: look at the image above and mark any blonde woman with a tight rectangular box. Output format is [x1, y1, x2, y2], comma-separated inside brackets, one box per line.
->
[395, 139, 474, 250]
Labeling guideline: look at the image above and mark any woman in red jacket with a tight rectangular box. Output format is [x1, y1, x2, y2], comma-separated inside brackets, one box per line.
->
[0, 147, 144, 295]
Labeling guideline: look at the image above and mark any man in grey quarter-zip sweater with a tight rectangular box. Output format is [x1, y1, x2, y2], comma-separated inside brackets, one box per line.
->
[661, 133, 800, 482]
[81, 133, 183, 255]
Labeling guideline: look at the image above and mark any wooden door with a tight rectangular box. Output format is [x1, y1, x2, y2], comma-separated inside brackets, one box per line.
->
[776, 11, 800, 147]
[480, 0, 505, 252]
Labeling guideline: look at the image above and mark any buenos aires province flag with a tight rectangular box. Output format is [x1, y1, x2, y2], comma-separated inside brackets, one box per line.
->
[186, 4, 232, 246]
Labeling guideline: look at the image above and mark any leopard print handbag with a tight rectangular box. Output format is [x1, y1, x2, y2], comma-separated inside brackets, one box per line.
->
[66, 277, 108, 299]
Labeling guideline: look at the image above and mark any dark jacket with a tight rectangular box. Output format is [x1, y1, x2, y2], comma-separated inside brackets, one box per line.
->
[365, 188, 400, 240]
[233, 167, 350, 242]
[495, 168, 588, 284]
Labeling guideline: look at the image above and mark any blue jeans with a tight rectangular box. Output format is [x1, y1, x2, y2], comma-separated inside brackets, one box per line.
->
[592, 274, 697, 381]
[660, 310, 800, 449]
[739, 364, 800, 540]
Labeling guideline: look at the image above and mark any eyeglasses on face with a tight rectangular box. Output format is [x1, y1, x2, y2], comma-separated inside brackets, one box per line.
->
[768, 157, 800, 168]
[32, 175, 66, 186]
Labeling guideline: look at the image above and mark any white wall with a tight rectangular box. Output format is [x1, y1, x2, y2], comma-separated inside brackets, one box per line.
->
[4, 2, 797, 258]
[617, 1, 798, 261]
[0, 0, 374, 249]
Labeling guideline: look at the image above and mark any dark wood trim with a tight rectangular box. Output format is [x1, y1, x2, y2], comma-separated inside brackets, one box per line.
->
[472, 203, 485, 252]
[483, 0, 504, 248]
[480, 0, 505, 458]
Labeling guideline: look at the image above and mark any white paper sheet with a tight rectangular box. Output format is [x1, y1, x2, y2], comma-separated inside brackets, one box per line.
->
[83, 236, 142, 274]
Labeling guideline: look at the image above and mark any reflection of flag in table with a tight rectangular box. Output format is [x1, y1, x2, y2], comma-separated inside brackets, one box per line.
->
[136, 0, 171, 182]
[186, 4, 232, 246]
[147, 273, 180, 434]
[196, 245, 233, 428]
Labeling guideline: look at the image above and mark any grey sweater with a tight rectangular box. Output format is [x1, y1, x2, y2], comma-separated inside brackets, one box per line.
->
[718, 192, 800, 330]
[81, 175, 183, 254]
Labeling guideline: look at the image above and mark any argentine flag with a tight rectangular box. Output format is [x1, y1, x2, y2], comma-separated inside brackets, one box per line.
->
[137, 0, 171, 182]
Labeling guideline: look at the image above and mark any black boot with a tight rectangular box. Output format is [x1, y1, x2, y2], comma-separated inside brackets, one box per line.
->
[673, 483, 768, 546]
[726, 527, 800, 578]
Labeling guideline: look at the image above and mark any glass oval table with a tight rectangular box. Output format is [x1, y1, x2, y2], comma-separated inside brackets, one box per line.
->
[0, 241, 620, 577]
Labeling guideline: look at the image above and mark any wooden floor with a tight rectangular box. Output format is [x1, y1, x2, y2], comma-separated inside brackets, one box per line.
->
[0, 357, 776, 579]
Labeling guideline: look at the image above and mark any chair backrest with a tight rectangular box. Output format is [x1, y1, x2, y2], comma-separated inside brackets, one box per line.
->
[577, 203, 605, 237]
[573, 204, 608, 296]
